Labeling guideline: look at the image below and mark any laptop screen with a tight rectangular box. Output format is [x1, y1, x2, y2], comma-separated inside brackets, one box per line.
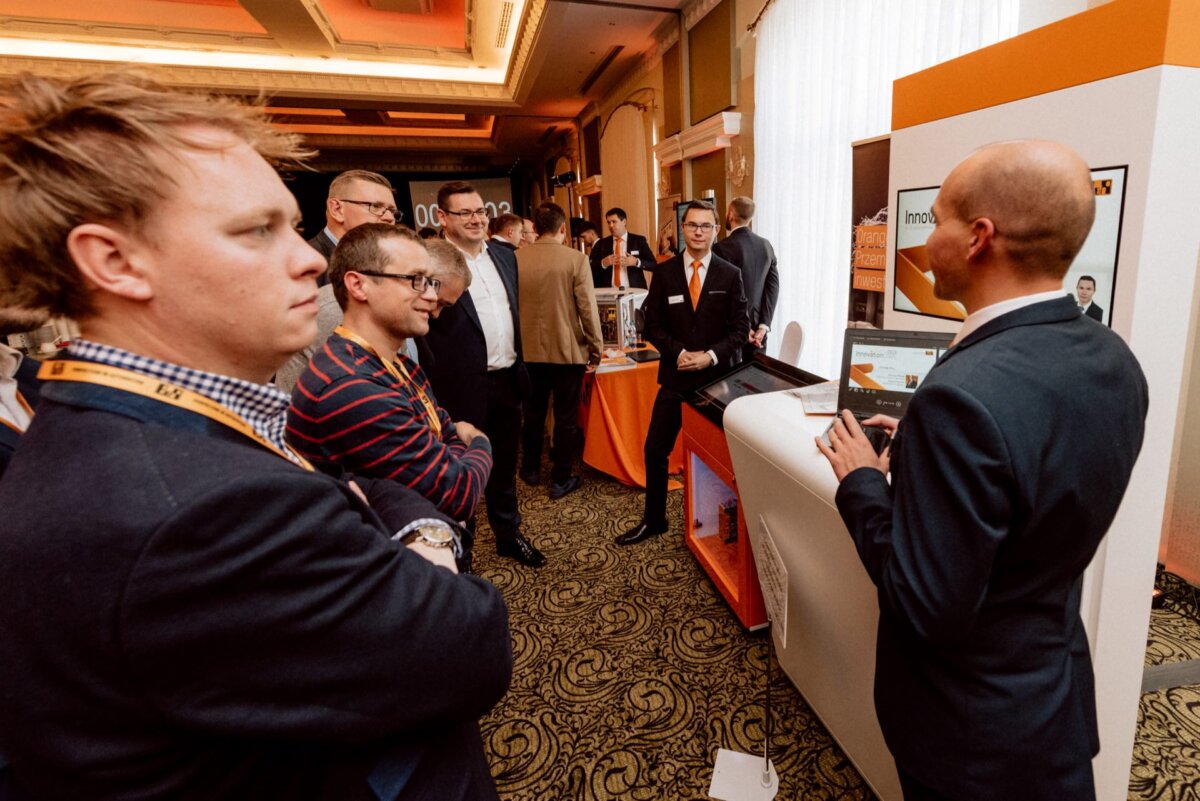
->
[837, 328, 954, 419]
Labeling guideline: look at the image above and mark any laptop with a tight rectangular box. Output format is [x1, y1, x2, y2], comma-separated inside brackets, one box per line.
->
[823, 328, 954, 451]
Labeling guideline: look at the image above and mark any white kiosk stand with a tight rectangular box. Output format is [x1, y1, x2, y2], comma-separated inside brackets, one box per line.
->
[726, 2, 1200, 799]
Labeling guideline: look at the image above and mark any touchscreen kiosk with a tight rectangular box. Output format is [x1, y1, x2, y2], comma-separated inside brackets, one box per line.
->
[837, 328, 953, 419]
[691, 353, 825, 427]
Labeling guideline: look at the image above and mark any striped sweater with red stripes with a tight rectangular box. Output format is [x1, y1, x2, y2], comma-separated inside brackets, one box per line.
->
[286, 332, 492, 521]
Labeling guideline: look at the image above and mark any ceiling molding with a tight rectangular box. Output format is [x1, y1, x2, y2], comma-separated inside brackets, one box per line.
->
[653, 110, 739, 165]
[301, 133, 498, 151]
[0, 55, 524, 105]
[0, 11, 474, 62]
[501, 0, 546, 97]
[682, 0, 723, 30]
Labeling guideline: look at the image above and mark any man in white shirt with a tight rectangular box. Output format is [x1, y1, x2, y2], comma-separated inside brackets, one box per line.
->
[1075, 274, 1104, 322]
[589, 207, 656, 289]
[420, 181, 547, 567]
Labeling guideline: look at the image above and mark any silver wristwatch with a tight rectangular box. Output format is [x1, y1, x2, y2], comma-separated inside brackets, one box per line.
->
[403, 524, 455, 549]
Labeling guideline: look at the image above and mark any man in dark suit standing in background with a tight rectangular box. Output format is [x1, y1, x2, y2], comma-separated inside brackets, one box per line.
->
[714, 196, 779, 362]
[818, 140, 1148, 801]
[590, 207, 656, 289]
[307, 170, 399, 273]
[422, 180, 547, 567]
[617, 200, 748, 545]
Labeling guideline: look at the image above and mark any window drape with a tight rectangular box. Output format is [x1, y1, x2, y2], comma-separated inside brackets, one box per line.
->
[753, 0, 1019, 378]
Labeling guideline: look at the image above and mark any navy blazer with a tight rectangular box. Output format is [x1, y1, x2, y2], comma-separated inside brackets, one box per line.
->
[589, 233, 655, 289]
[0, 355, 39, 479]
[420, 241, 527, 426]
[836, 296, 1147, 800]
[713, 227, 779, 332]
[642, 252, 749, 392]
[0, 379, 512, 801]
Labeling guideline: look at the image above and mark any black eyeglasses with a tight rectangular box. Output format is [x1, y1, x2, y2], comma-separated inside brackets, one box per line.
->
[442, 208, 490, 220]
[355, 271, 441, 293]
[682, 222, 717, 232]
[337, 199, 402, 221]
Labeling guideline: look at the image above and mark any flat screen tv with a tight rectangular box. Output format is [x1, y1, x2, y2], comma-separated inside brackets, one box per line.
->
[892, 166, 1128, 327]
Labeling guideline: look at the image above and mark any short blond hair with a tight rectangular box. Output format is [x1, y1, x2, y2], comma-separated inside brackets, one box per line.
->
[0, 69, 312, 319]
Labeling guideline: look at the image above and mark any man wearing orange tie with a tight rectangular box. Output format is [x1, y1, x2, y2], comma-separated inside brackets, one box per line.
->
[617, 200, 748, 545]
[589, 207, 656, 289]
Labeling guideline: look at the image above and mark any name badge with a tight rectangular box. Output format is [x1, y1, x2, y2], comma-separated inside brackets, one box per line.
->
[630, 250, 639, 256]
[669, 294, 685, 304]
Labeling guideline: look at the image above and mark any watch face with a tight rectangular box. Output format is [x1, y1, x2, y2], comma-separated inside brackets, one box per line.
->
[420, 526, 454, 546]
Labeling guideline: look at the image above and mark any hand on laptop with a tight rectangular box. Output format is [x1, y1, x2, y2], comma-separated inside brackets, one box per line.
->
[859, 414, 899, 436]
[816, 409, 891, 482]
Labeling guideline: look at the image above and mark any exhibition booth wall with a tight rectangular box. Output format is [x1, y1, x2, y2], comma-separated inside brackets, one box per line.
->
[728, 1, 1200, 798]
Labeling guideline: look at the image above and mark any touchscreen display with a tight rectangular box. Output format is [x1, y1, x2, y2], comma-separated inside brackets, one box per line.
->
[697, 363, 798, 409]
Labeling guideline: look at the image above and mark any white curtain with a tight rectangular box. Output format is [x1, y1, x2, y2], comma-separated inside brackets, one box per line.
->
[754, 0, 1019, 378]
[600, 105, 652, 237]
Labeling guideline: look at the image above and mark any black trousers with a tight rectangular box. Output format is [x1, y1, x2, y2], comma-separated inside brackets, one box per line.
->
[642, 387, 686, 529]
[521, 362, 585, 484]
[481, 367, 522, 542]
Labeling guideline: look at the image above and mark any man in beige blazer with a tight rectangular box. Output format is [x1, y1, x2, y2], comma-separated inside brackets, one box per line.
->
[517, 202, 604, 499]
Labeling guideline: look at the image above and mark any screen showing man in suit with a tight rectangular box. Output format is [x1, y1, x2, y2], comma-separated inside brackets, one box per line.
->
[590, 207, 656, 289]
[817, 140, 1148, 801]
[1075, 275, 1104, 322]
[616, 200, 748, 546]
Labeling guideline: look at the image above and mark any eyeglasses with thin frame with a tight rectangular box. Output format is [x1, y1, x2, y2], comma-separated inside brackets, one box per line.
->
[441, 208, 490, 221]
[354, 271, 441, 294]
[337, 199, 402, 221]
[682, 222, 717, 232]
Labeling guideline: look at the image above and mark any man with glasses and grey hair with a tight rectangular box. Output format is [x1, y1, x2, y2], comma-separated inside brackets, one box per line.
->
[287, 223, 493, 527]
[420, 181, 547, 567]
[308, 169, 400, 275]
[617, 200, 748, 546]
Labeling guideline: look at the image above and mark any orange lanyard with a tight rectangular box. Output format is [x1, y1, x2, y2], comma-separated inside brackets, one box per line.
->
[0, 390, 33, 434]
[333, 326, 443, 439]
[37, 360, 314, 471]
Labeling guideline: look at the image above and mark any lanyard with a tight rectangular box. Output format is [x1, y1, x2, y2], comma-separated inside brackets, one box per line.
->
[37, 360, 314, 471]
[333, 326, 443, 439]
[0, 390, 33, 434]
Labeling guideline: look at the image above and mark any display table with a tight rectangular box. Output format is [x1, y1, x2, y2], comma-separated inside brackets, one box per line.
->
[723, 389, 901, 801]
[681, 403, 767, 630]
[579, 358, 682, 488]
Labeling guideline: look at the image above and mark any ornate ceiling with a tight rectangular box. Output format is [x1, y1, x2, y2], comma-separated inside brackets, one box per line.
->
[0, 0, 685, 171]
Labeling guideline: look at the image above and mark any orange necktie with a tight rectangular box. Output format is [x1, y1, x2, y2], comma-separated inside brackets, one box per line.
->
[689, 260, 702, 309]
[613, 238, 624, 288]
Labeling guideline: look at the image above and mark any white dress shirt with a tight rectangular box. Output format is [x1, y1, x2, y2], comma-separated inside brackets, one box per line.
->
[950, 289, 1066, 347]
[0, 343, 33, 431]
[458, 245, 517, 370]
[681, 251, 720, 367]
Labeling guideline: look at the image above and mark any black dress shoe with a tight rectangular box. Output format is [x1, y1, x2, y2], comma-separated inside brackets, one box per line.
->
[519, 469, 541, 486]
[496, 533, 546, 567]
[615, 521, 668, 546]
[548, 474, 582, 500]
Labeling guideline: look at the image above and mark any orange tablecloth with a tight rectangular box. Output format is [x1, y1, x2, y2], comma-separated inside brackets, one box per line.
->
[580, 358, 684, 488]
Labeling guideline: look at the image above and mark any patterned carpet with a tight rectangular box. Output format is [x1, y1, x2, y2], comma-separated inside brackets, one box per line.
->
[471, 455, 1200, 801]
[1131, 573, 1200, 801]
[472, 463, 875, 800]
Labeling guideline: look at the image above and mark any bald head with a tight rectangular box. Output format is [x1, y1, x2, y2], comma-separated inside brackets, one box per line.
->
[944, 140, 1095, 279]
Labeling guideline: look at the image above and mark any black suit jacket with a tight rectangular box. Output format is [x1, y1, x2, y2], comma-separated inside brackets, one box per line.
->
[642, 253, 749, 392]
[308, 229, 336, 287]
[0, 378, 512, 801]
[590, 233, 655, 289]
[420, 241, 527, 426]
[0, 355, 39, 479]
[713, 227, 779, 332]
[1084, 301, 1104, 322]
[835, 296, 1147, 800]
